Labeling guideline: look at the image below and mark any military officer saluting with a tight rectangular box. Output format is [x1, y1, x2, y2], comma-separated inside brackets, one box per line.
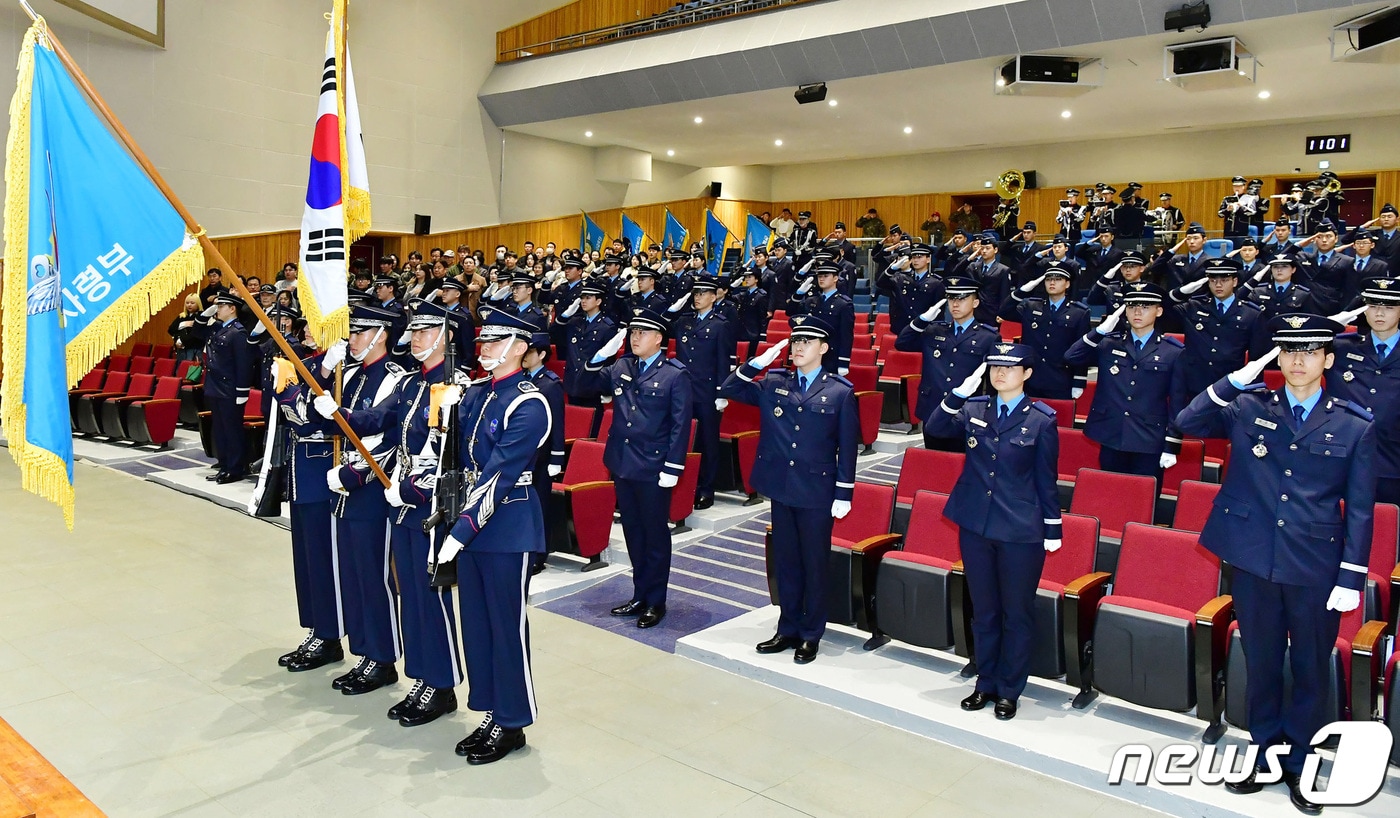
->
[203, 292, 257, 483]
[1239, 254, 1319, 327]
[877, 242, 945, 334]
[670, 278, 736, 509]
[1064, 283, 1188, 478]
[720, 315, 859, 664]
[626, 265, 671, 317]
[1000, 261, 1091, 399]
[584, 308, 693, 629]
[787, 263, 855, 375]
[560, 280, 617, 434]
[895, 277, 1000, 451]
[1175, 314, 1373, 814]
[1327, 279, 1400, 504]
[1164, 258, 1266, 396]
[730, 267, 771, 358]
[1148, 223, 1212, 290]
[923, 344, 1062, 721]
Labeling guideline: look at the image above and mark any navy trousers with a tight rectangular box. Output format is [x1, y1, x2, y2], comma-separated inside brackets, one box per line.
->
[289, 500, 343, 641]
[769, 500, 834, 642]
[1098, 446, 1160, 479]
[959, 531, 1045, 700]
[389, 523, 463, 690]
[338, 515, 401, 664]
[458, 551, 537, 729]
[694, 404, 722, 497]
[1231, 569, 1340, 775]
[207, 395, 247, 475]
[616, 477, 672, 608]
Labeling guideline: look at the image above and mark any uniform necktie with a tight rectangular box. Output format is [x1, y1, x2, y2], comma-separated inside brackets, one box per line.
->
[955, 324, 963, 338]
[998, 404, 1009, 423]
[1378, 342, 1390, 362]
[1292, 404, 1306, 430]
[1356, 258, 1366, 272]
[799, 373, 810, 393]
[1277, 284, 1286, 294]
[1217, 301, 1225, 315]
[1134, 338, 1144, 352]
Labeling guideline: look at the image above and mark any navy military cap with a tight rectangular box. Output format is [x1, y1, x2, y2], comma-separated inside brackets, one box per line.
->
[1159, 192, 1173, 200]
[258, 284, 277, 295]
[944, 276, 979, 298]
[798, 210, 812, 218]
[603, 255, 625, 266]
[1065, 188, 1080, 195]
[635, 266, 658, 279]
[347, 289, 372, 306]
[1352, 229, 1375, 242]
[1023, 221, 1036, 231]
[1101, 185, 1117, 195]
[889, 224, 903, 235]
[789, 313, 833, 340]
[1317, 220, 1339, 234]
[984, 342, 1038, 369]
[211, 292, 243, 307]
[373, 274, 398, 288]
[349, 303, 399, 331]
[1275, 217, 1291, 227]
[834, 221, 846, 230]
[955, 229, 971, 239]
[909, 243, 933, 256]
[1361, 277, 1400, 306]
[1042, 260, 1074, 280]
[577, 280, 609, 298]
[981, 230, 1000, 242]
[1267, 255, 1298, 267]
[1381, 203, 1397, 216]
[628, 307, 671, 335]
[1127, 181, 1143, 190]
[1050, 235, 1071, 247]
[691, 277, 720, 293]
[563, 256, 585, 270]
[1119, 250, 1148, 265]
[771, 238, 790, 250]
[1185, 223, 1206, 237]
[476, 304, 541, 342]
[1120, 282, 1167, 305]
[528, 331, 552, 351]
[438, 277, 465, 293]
[1231, 175, 1247, 185]
[813, 264, 841, 278]
[509, 271, 537, 287]
[1268, 313, 1344, 350]
[1097, 223, 1116, 235]
[1237, 238, 1259, 249]
[407, 298, 469, 333]
[1205, 258, 1241, 277]
[265, 306, 297, 321]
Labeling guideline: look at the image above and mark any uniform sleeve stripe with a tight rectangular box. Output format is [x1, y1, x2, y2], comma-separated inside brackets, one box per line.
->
[665, 462, 685, 470]
[939, 401, 958, 415]
[1164, 435, 1183, 444]
[1082, 334, 1099, 347]
[737, 368, 755, 382]
[1207, 385, 1229, 407]
[1043, 518, 1061, 525]
[1340, 561, 1367, 573]
[835, 481, 855, 489]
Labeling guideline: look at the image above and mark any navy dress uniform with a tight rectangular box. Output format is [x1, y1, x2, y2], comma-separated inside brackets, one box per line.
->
[203, 293, 256, 481]
[1165, 258, 1267, 396]
[437, 308, 553, 764]
[787, 265, 856, 374]
[997, 261, 1090, 399]
[924, 344, 1062, 717]
[1327, 277, 1400, 505]
[720, 315, 859, 662]
[1075, 232, 1125, 302]
[1338, 230, 1391, 310]
[1147, 224, 1212, 290]
[562, 281, 618, 412]
[730, 271, 771, 357]
[547, 260, 587, 347]
[626, 267, 671, 317]
[877, 244, 946, 334]
[1175, 314, 1374, 801]
[438, 278, 478, 369]
[672, 280, 736, 506]
[1064, 283, 1188, 477]
[950, 235, 1013, 326]
[894, 277, 1000, 451]
[1240, 256, 1319, 325]
[584, 308, 693, 625]
[526, 332, 567, 574]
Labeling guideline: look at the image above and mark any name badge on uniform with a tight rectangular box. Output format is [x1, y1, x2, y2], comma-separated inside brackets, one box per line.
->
[1112, 349, 1128, 358]
[1347, 353, 1365, 361]
[775, 388, 790, 396]
[969, 417, 988, 427]
[1342, 370, 1355, 382]
[621, 374, 632, 381]
[1253, 418, 1278, 430]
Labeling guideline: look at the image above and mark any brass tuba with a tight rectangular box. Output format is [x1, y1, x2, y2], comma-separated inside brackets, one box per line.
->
[993, 169, 1025, 228]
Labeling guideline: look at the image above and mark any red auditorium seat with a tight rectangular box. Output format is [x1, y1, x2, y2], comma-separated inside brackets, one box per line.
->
[1056, 429, 1100, 483]
[127, 356, 154, 375]
[999, 320, 1021, 341]
[1171, 480, 1221, 534]
[669, 452, 702, 531]
[1069, 468, 1156, 575]
[1038, 398, 1075, 429]
[151, 343, 173, 359]
[562, 404, 599, 449]
[891, 448, 963, 534]
[716, 400, 761, 495]
[152, 358, 177, 379]
[125, 376, 184, 447]
[73, 371, 140, 434]
[130, 342, 152, 357]
[545, 440, 615, 570]
[1074, 381, 1096, 425]
[1385, 651, 1400, 764]
[1157, 439, 1204, 523]
[866, 490, 961, 651]
[849, 348, 877, 367]
[877, 351, 920, 427]
[99, 373, 161, 438]
[107, 354, 130, 372]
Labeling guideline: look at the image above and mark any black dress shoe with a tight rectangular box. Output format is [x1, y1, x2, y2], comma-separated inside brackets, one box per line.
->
[793, 640, 819, 664]
[610, 600, 645, 617]
[215, 471, 245, 485]
[399, 686, 457, 727]
[693, 494, 714, 510]
[755, 634, 799, 654]
[388, 680, 424, 720]
[279, 632, 315, 667]
[466, 724, 526, 765]
[960, 691, 993, 711]
[637, 606, 666, 629]
[286, 637, 343, 672]
[341, 660, 398, 695]
[994, 697, 1018, 720]
[1224, 766, 1263, 795]
[205, 471, 227, 482]
[529, 561, 547, 576]
[332, 657, 369, 689]
[1283, 772, 1323, 815]
[455, 713, 494, 756]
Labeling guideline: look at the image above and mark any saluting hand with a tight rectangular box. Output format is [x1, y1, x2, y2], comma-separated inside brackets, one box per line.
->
[952, 362, 987, 398]
[1177, 277, 1209, 296]
[561, 298, 581, 318]
[795, 277, 815, 296]
[596, 328, 628, 361]
[1228, 346, 1281, 388]
[667, 292, 691, 313]
[1019, 273, 1046, 293]
[1251, 266, 1270, 283]
[1328, 306, 1366, 327]
[749, 338, 789, 369]
[919, 299, 947, 323]
[1096, 305, 1126, 335]
[1100, 262, 1122, 281]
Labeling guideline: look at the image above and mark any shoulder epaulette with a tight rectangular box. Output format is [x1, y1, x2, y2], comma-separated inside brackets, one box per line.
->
[977, 323, 1000, 333]
[541, 368, 562, 381]
[1336, 331, 1362, 341]
[1240, 300, 1264, 312]
[1161, 335, 1185, 348]
[1032, 401, 1056, 417]
[1341, 400, 1374, 421]
[518, 380, 538, 393]
[468, 374, 491, 385]
[1071, 300, 1091, 309]
[665, 358, 686, 370]
[967, 395, 991, 404]
[830, 375, 853, 388]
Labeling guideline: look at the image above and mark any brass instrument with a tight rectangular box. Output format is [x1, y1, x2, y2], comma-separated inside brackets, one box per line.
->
[1320, 176, 1343, 195]
[992, 169, 1025, 229]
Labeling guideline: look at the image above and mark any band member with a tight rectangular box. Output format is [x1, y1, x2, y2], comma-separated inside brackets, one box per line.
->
[924, 345, 1061, 720]
[1055, 189, 1088, 243]
[721, 316, 858, 664]
[791, 210, 819, 267]
[1113, 183, 1149, 240]
[1150, 192, 1184, 245]
[1220, 175, 1264, 239]
[1175, 314, 1372, 814]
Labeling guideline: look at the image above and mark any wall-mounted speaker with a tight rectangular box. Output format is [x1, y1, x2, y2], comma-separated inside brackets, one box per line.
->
[709, 181, 723, 198]
[414, 214, 431, 235]
[1023, 170, 1039, 190]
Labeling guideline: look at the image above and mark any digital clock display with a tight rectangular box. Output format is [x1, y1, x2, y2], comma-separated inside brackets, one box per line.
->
[1305, 134, 1350, 155]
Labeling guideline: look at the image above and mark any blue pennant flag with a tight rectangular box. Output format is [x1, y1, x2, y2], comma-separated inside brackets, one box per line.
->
[744, 214, 773, 264]
[704, 209, 732, 275]
[620, 213, 646, 256]
[2, 22, 204, 528]
[663, 208, 687, 252]
[580, 211, 606, 255]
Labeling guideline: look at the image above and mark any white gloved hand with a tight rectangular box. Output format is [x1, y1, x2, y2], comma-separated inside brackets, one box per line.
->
[1228, 346, 1281, 388]
[749, 338, 789, 369]
[595, 328, 628, 360]
[235, 397, 248, 405]
[321, 340, 348, 374]
[600, 395, 613, 404]
[200, 305, 217, 318]
[1325, 586, 1361, 612]
[1101, 262, 1122, 281]
[837, 367, 849, 377]
[250, 321, 266, 336]
[658, 472, 679, 489]
[314, 394, 340, 418]
[561, 298, 581, 318]
[952, 362, 987, 398]
[1178, 277, 1208, 295]
[397, 330, 412, 347]
[1096, 305, 1126, 335]
[547, 464, 562, 478]
[1252, 266, 1270, 282]
[385, 482, 407, 508]
[715, 398, 729, 411]
[1019, 274, 1047, 293]
[1071, 387, 1084, 399]
[795, 277, 814, 296]
[1159, 453, 1178, 470]
[628, 278, 640, 295]
[831, 499, 852, 519]
[919, 299, 947, 323]
[799, 259, 816, 275]
[326, 467, 348, 495]
[668, 293, 691, 313]
[434, 534, 466, 566]
[1329, 306, 1366, 326]
[438, 384, 463, 410]
[1044, 539, 1062, 553]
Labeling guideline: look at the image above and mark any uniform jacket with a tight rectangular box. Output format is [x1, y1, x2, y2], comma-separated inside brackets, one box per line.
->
[877, 265, 945, 333]
[563, 312, 618, 398]
[584, 354, 692, 482]
[203, 319, 255, 402]
[895, 315, 1000, 422]
[731, 285, 770, 341]
[530, 366, 567, 475]
[951, 255, 1012, 326]
[997, 293, 1091, 398]
[1164, 294, 1267, 395]
[269, 356, 336, 507]
[1147, 249, 1211, 290]
[1325, 333, 1400, 478]
[787, 290, 855, 372]
[672, 309, 737, 400]
[1064, 329, 1188, 455]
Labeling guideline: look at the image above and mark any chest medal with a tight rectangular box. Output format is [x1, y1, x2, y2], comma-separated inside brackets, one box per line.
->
[1109, 364, 1120, 376]
[1252, 442, 1268, 458]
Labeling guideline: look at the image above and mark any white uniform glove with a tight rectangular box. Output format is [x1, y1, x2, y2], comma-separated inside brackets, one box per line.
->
[668, 292, 691, 313]
[321, 340, 348, 373]
[715, 398, 728, 411]
[438, 384, 463, 410]
[1019, 274, 1047, 293]
[799, 259, 816, 275]
[1100, 262, 1122, 281]
[919, 299, 947, 323]
[1177, 277, 1208, 295]
[1096, 305, 1126, 335]
[837, 367, 849, 377]
[1326, 586, 1360, 612]
[397, 330, 412, 347]
[831, 499, 851, 519]
[1159, 453, 1178, 470]
[326, 467, 348, 495]
[561, 298, 580, 318]
[749, 338, 789, 369]
[1329, 306, 1367, 326]
[1044, 539, 1062, 553]
[795, 277, 814, 296]
[1252, 266, 1270, 282]
[434, 534, 466, 566]
[658, 472, 679, 489]
[385, 482, 407, 508]
[1228, 346, 1281, 388]
[952, 362, 987, 398]
[235, 396, 248, 405]
[595, 328, 628, 360]
[314, 394, 340, 418]
[547, 464, 562, 478]
[250, 321, 266, 336]
[600, 395, 613, 404]
[1071, 387, 1084, 399]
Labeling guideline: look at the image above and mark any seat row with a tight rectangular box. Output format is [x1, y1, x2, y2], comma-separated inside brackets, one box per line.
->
[68, 357, 197, 446]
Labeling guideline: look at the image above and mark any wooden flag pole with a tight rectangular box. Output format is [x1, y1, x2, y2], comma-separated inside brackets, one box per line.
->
[20, 4, 391, 486]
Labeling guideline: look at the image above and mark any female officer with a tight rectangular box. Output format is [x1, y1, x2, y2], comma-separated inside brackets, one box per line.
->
[923, 343, 1061, 720]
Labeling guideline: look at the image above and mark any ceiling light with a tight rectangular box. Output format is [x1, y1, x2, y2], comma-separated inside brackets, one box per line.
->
[903, 126, 913, 134]
[1061, 110, 1072, 118]
[1257, 90, 1270, 99]
[584, 130, 593, 138]
[828, 99, 838, 107]
[666, 149, 675, 157]
[774, 139, 783, 146]
[693, 116, 703, 124]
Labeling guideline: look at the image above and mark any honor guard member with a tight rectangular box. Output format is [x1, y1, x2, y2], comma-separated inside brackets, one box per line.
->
[203, 292, 257, 483]
[1000, 261, 1091, 399]
[437, 277, 478, 370]
[730, 267, 771, 358]
[713, 276, 741, 325]
[1327, 280, 1400, 505]
[426, 307, 553, 765]
[560, 279, 617, 422]
[547, 257, 587, 347]
[1148, 223, 1212, 290]
[787, 264, 855, 375]
[249, 306, 310, 420]
[524, 330, 567, 575]
[1240, 255, 1319, 329]
[791, 210, 819, 267]
[877, 242, 945, 334]
[1089, 249, 1150, 311]
[671, 278, 736, 509]
[1164, 258, 1267, 396]
[721, 316, 859, 664]
[584, 308, 693, 628]
[895, 277, 1000, 451]
[1065, 283, 1188, 478]
[317, 299, 469, 728]
[1175, 314, 1374, 813]
[828, 221, 859, 268]
[923, 345, 1061, 720]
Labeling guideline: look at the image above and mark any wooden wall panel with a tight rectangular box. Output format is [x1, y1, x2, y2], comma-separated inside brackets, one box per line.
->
[497, 1, 674, 59]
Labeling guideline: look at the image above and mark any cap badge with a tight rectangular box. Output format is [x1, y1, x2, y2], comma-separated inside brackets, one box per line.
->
[1283, 316, 1308, 329]
[996, 343, 1014, 354]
